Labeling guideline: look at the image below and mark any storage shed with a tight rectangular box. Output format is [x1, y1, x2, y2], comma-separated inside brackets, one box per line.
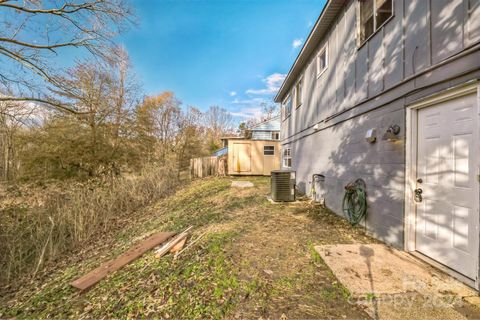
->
[225, 138, 281, 176]
[223, 116, 281, 176]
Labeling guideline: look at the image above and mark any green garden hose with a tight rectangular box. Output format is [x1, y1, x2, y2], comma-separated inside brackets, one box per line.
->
[342, 180, 367, 226]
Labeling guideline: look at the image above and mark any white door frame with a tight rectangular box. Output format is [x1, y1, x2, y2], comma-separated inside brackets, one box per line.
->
[404, 81, 480, 289]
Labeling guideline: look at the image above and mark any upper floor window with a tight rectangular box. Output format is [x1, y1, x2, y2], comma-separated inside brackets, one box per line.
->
[271, 132, 280, 140]
[359, 0, 393, 44]
[317, 44, 328, 77]
[295, 77, 303, 108]
[282, 94, 292, 120]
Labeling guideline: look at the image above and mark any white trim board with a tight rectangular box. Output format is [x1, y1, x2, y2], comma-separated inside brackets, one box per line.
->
[404, 80, 480, 290]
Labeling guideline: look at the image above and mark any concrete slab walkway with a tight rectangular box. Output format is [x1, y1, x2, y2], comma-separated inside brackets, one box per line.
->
[316, 244, 479, 319]
[231, 181, 254, 188]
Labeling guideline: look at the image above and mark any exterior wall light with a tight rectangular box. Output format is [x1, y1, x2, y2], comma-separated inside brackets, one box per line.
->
[382, 124, 401, 141]
[365, 128, 377, 143]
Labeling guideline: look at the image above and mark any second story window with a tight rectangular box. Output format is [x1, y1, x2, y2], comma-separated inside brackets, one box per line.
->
[317, 44, 328, 77]
[295, 77, 303, 108]
[359, 0, 393, 44]
[283, 94, 292, 120]
[271, 132, 280, 140]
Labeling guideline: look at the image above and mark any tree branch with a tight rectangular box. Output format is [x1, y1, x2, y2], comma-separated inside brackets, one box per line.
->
[0, 46, 60, 86]
[0, 1, 101, 15]
[0, 37, 92, 51]
[0, 97, 87, 114]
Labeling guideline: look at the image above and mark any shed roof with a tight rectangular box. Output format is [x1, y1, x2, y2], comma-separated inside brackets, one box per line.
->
[274, 0, 347, 103]
[212, 146, 228, 157]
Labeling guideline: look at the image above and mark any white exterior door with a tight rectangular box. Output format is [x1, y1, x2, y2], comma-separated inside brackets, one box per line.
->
[415, 93, 479, 279]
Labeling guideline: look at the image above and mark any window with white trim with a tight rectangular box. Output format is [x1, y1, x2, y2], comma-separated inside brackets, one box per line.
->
[359, 0, 393, 44]
[283, 148, 292, 168]
[264, 146, 275, 155]
[295, 77, 303, 108]
[317, 44, 328, 77]
[271, 132, 279, 140]
[282, 94, 292, 120]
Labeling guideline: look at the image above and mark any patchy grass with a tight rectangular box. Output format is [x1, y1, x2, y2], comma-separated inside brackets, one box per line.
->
[1, 176, 372, 319]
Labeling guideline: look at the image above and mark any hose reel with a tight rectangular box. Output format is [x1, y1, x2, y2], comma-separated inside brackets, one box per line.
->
[342, 179, 367, 226]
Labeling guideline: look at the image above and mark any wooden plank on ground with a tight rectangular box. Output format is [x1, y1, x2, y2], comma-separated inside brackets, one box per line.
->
[170, 237, 187, 254]
[155, 226, 192, 258]
[70, 231, 176, 291]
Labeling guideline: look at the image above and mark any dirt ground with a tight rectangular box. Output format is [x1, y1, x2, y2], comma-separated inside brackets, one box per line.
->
[1, 176, 479, 319]
[219, 181, 373, 319]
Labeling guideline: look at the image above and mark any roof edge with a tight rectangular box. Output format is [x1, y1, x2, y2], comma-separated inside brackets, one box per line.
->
[274, 0, 345, 103]
[248, 115, 281, 129]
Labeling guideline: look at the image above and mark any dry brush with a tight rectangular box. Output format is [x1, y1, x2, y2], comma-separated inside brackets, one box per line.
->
[0, 165, 180, 286]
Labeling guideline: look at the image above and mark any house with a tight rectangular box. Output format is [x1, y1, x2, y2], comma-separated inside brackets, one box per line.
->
[275, 0, 480, 288]
[223, 116, 281, 175]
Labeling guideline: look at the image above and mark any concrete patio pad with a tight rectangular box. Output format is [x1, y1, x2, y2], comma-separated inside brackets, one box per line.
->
[231, 181, 254, 188]
[315, 244, 479, 320]
[315, 244, 475, 297]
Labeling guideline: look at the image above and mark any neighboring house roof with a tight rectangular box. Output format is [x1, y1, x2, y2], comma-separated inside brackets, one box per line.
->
[212, 147, 228, 157]
[274, 0, 347, 103]
[220, 135, 242, 141]
[249, 116, 280, 132]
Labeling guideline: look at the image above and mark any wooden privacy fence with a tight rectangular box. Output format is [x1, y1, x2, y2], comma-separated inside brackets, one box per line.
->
[190, 156, 227, 178]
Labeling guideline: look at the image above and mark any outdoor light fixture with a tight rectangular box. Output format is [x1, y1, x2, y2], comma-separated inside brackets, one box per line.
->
[365, 128, 377, 143]
[382, 124, 401, 141]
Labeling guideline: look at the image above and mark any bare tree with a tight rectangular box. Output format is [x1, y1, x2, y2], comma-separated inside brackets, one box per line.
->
[175, 106, 206, 171]
[204, 105, 233, 152]
[0, 0, 133, 111]
[259, 101, 280, 120]
[104, 46, 140, 148]
[135, 92, 183, 163]
[0, 97, 41, 180]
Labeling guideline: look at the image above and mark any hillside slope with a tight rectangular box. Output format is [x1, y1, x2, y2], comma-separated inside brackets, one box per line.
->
[1, 177, 372, 319]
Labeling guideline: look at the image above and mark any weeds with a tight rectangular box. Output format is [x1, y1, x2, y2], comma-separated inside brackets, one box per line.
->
[0, 165, 180, 286]
[1, 176, 372, 319]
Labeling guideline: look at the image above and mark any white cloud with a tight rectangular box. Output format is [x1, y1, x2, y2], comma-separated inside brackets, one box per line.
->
[292, 38, 303, 49]
[231, 97, 267, 106]
[245, 73, 286, 95]
[229, 107, 264, 119]
[229, 91, 237, 96]
[228, 97, 270, 119]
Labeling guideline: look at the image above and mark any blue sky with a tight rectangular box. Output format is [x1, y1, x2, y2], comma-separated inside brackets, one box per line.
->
[120, 0, 326, 121]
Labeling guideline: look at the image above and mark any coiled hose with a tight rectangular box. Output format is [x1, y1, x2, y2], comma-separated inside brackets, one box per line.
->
[342, 180, 367, 226]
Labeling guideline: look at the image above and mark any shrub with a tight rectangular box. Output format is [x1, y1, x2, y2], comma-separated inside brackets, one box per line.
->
[0, 165, 181, 286]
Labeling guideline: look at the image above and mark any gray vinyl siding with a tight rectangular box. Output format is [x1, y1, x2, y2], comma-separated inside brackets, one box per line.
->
[252, 131, 278, 140]
[404, 0, 429, 78]
[281, 0, 480, 248]
[467, 0, 480, 45]
[383, 0, 403, 89]
[431, 0, 464, 64]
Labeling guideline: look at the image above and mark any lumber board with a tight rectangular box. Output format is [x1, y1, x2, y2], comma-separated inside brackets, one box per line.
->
[155, 232, 188, 258]
[170, 237, 187, 254]
[70, 231, 175, 291]
[155, 226, 192, 258]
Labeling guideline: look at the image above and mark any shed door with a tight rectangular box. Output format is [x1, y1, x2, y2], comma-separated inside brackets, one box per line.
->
[233, 143, 251, 173]
[415, 93, 479, 279]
